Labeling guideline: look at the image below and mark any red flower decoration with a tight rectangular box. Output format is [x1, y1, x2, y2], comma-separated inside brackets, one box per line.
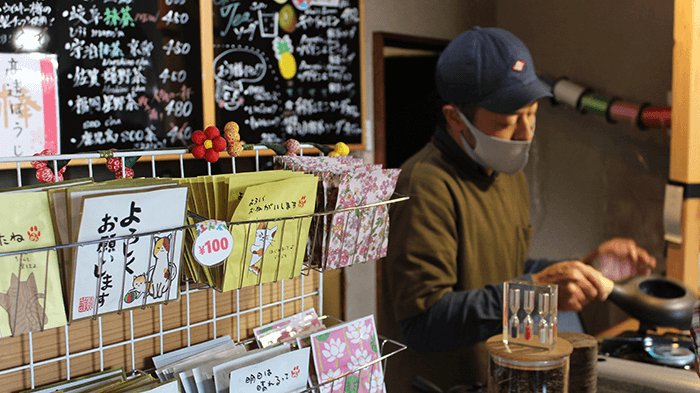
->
[192, 126, 227, 163]
[32, 149, 66, 183]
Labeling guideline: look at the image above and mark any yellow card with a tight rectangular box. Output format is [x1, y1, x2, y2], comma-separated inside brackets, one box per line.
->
[223, 175, 317, 291]
[0, 191, 67, 336]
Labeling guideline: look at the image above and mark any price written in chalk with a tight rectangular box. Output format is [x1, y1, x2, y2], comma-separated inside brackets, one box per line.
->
[193, 220, 233, 267]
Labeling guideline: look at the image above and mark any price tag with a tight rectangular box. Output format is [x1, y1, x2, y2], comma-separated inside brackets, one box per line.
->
[192, 220, 233, 267]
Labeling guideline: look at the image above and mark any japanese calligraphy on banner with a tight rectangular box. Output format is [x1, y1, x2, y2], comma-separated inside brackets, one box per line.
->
[0, 53, 59, 158]
[212, 0, 362, 145]
[55, 0, 202, 153]
[69, 186, 188, 322]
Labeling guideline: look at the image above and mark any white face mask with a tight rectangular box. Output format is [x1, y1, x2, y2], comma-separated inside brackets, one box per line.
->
[456, 109, 534, 175]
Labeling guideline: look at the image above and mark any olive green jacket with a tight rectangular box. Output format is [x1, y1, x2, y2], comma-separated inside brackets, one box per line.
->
[378, 127, 532, 391]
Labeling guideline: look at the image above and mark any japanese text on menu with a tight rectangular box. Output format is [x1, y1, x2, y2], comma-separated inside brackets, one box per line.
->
[57, 0, 202, 154]
[213, 0, 362, 145]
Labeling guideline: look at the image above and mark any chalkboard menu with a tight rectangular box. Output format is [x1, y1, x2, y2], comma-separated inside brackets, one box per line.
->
[211, 0, 362, 145]
[0, 1, 57, 53]
[0, 0, 362, 154]
[55, 0, 202, 153]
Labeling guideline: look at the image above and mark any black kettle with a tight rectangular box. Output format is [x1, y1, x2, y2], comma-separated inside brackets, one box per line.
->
[607, 275, 698, 330]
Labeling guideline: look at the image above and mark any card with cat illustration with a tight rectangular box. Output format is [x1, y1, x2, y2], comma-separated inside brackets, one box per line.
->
[0, 191, 67, 336]
[224, 174, 318, 290]
[69, 186, 188, 322]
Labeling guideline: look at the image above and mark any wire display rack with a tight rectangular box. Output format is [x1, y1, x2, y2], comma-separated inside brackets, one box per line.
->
[0, 148, 406, 392]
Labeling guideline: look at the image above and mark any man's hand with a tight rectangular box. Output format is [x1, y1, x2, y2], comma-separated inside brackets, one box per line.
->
[532, 261, 613, 312]
[583, 238, 656, 281]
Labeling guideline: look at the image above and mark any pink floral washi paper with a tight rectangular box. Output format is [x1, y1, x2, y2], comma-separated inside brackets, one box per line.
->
[310, 315, 385, 393]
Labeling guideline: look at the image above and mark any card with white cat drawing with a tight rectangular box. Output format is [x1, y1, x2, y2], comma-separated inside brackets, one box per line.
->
[69, 186, 188, 322]
[224, 175, 317, 290]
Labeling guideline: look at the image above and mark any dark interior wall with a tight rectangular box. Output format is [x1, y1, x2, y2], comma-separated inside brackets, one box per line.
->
[497, 1, 673, 333]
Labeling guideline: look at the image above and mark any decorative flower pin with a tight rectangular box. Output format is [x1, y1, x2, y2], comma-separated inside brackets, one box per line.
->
[192, 126, 227, 163]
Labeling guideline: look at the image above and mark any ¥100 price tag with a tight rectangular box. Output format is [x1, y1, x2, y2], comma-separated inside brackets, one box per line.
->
[193, 220, 233, 267]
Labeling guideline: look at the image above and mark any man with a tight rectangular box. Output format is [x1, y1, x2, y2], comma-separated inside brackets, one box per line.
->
[378, 27, 656, 391]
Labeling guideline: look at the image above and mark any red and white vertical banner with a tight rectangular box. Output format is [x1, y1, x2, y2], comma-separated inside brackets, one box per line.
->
[0, 53, 59, 157]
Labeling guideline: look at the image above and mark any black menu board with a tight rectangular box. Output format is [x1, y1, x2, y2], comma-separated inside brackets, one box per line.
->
[55, 0, 202, 153]
[0, 0, 57, 53]
[211, 0, 362, 145]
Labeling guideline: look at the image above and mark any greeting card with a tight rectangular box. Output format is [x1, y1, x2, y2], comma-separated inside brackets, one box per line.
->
[254, 308, 324, 348]
[0, 191, 67, 336]
[310, 315, 385, 393]
[228, 347, 311, 393]
[222, 174, 317, 291]
[69, 186, 188, 321]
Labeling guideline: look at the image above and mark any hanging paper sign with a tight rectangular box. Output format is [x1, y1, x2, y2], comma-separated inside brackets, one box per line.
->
[193, 220, 233, 267]
[0, 53, 60, 158]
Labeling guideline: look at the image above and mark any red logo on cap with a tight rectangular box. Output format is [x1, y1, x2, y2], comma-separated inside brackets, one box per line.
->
[512, 60, 526, 72]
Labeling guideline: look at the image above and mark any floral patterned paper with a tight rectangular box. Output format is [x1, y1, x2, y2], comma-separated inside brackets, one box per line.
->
[310, 315, 385, 393]
[273, 156, 400, 271]
[254, 308, 324, 348]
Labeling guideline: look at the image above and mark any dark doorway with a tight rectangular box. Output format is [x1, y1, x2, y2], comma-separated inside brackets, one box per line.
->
[372, 33, 449, 168]
[384, 55, 444, 169]
[373, 33, 449, 316]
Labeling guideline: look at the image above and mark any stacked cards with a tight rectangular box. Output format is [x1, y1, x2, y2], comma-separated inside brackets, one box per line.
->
[177, 171, 318, 292]
[64, 178, 189, 321]
[23, 368, 180, 392]
[274, 156, 400, 270]
[0, 190, 68, 336]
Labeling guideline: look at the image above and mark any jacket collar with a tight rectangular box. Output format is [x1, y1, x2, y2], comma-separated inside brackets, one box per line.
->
[432, 125, 497, 186]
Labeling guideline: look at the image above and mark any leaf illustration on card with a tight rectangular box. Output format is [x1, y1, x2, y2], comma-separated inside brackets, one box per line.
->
[316, 332, 330, 341]
[370, 333, 378, 353]
[0, 273, 47, 335]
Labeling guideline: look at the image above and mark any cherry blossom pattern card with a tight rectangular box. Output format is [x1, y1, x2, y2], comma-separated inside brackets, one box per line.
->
[324, 167, 400, 270]
[310, 315, 385, 393]
[254, 308, 325, 348]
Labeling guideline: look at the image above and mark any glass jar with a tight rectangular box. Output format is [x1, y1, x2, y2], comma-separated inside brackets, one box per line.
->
[486, 334, 573, 393]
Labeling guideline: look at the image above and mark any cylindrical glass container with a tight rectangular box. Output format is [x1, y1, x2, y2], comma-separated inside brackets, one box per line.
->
[486, 335, 573, 393]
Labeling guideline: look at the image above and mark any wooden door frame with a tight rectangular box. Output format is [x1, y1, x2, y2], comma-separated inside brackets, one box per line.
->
[372, 32, 449, 315]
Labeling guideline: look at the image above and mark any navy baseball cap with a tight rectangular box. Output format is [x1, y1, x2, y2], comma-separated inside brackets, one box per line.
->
[435, 27, 552, 114]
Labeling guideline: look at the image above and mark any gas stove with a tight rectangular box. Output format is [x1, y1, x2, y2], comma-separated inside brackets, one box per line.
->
[597, 328, 700, 392]
[600, 330, 696, 369]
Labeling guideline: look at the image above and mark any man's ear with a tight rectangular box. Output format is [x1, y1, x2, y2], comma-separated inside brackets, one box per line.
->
[442, 104, 462, 132]
[442, 104, 466, 142]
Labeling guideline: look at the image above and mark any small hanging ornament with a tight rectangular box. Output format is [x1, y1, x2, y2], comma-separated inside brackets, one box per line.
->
[328, 142, 350, 157]
[223, 122, 243, 157]
[103, 149, 137, 179]
[284, 139, 301, 156]
[31, 149, 67, 183]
